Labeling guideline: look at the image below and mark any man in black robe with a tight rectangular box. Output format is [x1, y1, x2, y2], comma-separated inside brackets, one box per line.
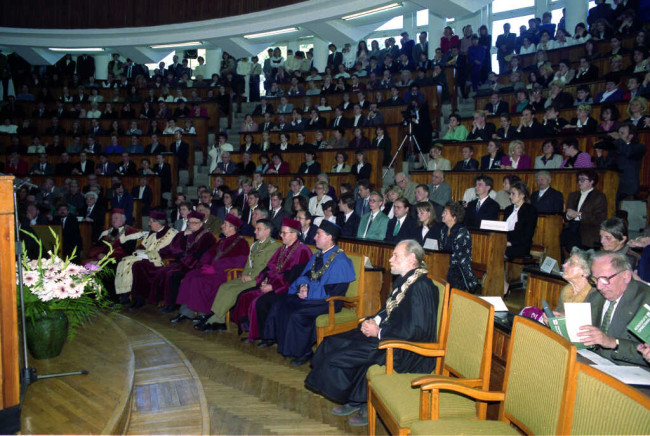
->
[304, 239, 438, 426]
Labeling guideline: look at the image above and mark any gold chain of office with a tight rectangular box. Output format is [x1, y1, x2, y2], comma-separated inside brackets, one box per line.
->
[309, 249, 343, 281]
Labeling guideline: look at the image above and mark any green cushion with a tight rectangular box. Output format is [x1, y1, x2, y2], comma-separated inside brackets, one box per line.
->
[371, 373, 478, 427]
[367, 364, 385, 380]
[315, 307, 357, 328]
[410, 419, 520, 435]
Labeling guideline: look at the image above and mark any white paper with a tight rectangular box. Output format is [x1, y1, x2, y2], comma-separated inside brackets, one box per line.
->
[480, 220, 509, 231]
[364, 256, 374, 269]
[480, 296, 509, 312]
[423, 238, 438, 250]
[592, 365, 650, 385]
[564, 302, 592, 343]
[578, 349, 616, 366]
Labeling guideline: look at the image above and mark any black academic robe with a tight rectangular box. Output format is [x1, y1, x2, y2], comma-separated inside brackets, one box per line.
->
[305, 269, 438, 404]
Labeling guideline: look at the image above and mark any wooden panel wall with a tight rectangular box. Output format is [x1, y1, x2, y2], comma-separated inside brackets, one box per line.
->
[0, 177, 20, 410]
[0, 0, 306, 28]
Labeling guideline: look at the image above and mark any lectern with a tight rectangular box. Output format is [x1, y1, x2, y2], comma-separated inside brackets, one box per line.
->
[0, 176, 20, 432]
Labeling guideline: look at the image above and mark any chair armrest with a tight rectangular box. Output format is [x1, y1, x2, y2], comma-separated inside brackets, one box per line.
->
[324, 295, 360, 328]
[378, 340, 446, 374]
[420, 380, 505, 402]
[411, 376, 483, 389]
[325, 296, 360, 303]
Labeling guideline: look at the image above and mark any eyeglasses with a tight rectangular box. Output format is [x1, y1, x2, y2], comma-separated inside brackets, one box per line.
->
[188, 220, 202, 225]
[577, 177, 590, 182]
[589, 270, 623, 286]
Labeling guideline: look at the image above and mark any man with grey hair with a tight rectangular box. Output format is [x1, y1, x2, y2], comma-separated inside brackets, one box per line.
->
[578, 251, 650, 366]
[394, 172, 417, 204]
[83, 190, 106, 242]
[428, 170, 451, 209]
[530, 170, 564, 214]
[115, 210, 178, 307]
[305, 239, 439, 426]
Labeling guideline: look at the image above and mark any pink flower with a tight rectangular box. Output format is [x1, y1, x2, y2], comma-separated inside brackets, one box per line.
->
[83, 263, 101, 273]
[22, 271, 39, 287]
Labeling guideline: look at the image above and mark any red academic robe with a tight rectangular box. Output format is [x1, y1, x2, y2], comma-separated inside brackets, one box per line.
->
[230, 241, 312, 341]
[86, 225, 140, 262]
[175, 233, 250, 313]
[147, 227, 216, 306]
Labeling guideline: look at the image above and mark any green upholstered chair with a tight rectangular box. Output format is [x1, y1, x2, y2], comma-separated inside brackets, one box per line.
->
[563, 362, 650, 434]
[315, 252, 367, 345]
[367, 288, 493, 436]
[410, 316, 576, 435]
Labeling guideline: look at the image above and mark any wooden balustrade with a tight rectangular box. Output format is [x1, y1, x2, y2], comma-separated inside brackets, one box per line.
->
[524, 268, 567, 310]
[251, 104, 409, 127]
[211, 173, 359, 193]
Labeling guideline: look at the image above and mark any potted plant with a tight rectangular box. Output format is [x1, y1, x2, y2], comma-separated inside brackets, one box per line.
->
[19, 229, 114, 359]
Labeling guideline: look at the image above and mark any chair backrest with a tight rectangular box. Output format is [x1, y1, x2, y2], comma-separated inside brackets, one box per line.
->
[441, 289, 494, 389]
[428, 275, 451, 357]
[563, 362, 650, 435]
[502, 316, 576, 435]
[345, 252, 363, 299]
[31, 225, 63, 257]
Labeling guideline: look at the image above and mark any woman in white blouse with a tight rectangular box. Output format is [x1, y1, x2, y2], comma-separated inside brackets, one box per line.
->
[308, 181, 333, 217]
[426, 144, 451, 171]
[331, 152, 351, 173]
[518, 36, 536, 55]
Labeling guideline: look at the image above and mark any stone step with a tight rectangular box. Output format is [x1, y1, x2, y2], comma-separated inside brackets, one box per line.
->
[194, 151, 204, 166]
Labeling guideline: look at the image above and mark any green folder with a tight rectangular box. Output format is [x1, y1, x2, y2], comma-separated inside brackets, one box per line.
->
[549, 316, 589, 350]
[627, 304, 650, 344]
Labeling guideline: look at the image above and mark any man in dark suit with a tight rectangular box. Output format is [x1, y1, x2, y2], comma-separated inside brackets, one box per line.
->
[145, 134, 167, 154]
[354, 180, 372, 217]
[131, 177, 154, 218]
[29, 153, 54, 176]
[55, 152, 75, 176]
[562, 169, 608, 253]
[55, 54, 76, 79]
[76, 54, 96, 81]
[171, 130, 189, 170]
[412, 31, 429, 64]
[82, 191, 106, 242]
[153, 154, 172, 195]
[336, 194, 360, 239]
[464, 175, 500, 228]
[385, 199, 419, 244]
[252, 97, 274, 115]
[495, 23, 516, 73]
[269, 192, 289, 238]
[83, 136, 102, 155]
[329, 107, 351, 129]
[260, 113, 276, 132]
[72, 152, 96, 176]
[579, 251, 650, 367]
[452, 146, 480, 171]
[56, 203, 83, 261]
[327, 44, 343, 71]
[45, 117, 66, 135]
[110, 183, 134, 225]
[516, 108, 545, 139]
[530, 171, 564, 215]
[87, 119, 106, 136]
[116, 153, 137, 176]
[484, 93, 510, 116]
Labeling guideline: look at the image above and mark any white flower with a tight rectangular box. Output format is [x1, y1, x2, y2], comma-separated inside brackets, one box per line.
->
[22, 271, 39, 287]
[65, 263, 83, 276]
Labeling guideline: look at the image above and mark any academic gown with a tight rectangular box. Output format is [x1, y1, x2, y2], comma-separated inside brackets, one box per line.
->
[147, 228, 216, 306]
[176, 233, 250, 313]
[86, 225, 140, 262]
[230, 241, 313, 341]
[305, 269, 438, 404]
[264, 246, 355, 358]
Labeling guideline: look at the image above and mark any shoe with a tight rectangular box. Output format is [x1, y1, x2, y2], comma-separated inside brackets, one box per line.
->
[193, 314, 210, 324]
[169, 314, 191, 323]
[160, 305, 177, 314]
[129, 300, 145, 312]
[194, 322, 220, 332]
[257, 339, 275, 348]
[240, 337, 253, 344]
[290, 352, 313, 366]
[331, 404, 360, 416]
[349, 405, 368, 426]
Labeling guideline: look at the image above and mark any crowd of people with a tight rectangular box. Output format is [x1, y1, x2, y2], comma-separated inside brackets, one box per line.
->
[2, 0, 650, 427]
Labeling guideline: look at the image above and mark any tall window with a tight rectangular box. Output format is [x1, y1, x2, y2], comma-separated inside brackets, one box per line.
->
[376, 16, 403, 31]
[491, 0, 534, 14]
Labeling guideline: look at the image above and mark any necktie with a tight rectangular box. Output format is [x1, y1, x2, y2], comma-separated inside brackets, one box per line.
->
[41, 164, 45, 172]
[601, 301, 617, 334]
[87, 207, 92, 217]
[476, 200, 481, 212]
[363, 198, 369, 213]
[117, 196, 121, 204]
[363, 214, 374, 238]
[104, 163, 108, 173]
[393, 219, 401, 236]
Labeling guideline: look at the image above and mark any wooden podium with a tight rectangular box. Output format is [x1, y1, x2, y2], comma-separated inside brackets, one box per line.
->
[0, 176, 20, 432]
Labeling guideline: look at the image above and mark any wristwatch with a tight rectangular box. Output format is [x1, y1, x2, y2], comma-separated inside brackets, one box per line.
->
[613, 339, 620, 352]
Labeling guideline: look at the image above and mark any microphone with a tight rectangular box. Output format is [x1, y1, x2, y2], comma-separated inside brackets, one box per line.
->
[0, 173, 39, 189]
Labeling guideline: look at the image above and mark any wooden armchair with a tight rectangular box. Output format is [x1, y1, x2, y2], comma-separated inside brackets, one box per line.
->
[409, 316, 576, 435]
[367, 287, 493, 436]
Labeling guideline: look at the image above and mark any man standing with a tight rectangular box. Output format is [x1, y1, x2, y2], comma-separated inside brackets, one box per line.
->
[264, 221, 355, 365]
[196, 219, 278, 331]
[530, 171, 564, 214]
[495, 23, 516, 73]
[115, 211, 178, 306]
[305, 240, 438, 426]
[464, 175, 500, 228]
[578, 252, 650, 367]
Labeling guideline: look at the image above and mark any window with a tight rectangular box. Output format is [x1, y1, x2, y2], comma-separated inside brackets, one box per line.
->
[416, 9, 429, 27]
[491, 0, 534, 14]
[376, 15, 403, 31]
[299, 43, 313, 53]
[145, 52, 175, 76]
[492, 14, 535, 37]
[367, 35, 401, 51]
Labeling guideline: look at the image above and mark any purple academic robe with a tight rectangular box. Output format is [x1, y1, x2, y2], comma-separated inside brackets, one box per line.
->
[147, 227, 216, 305]
[231, 241, 312, 341]
[175, 233, 250, 313]
[129, 226, 175, 296]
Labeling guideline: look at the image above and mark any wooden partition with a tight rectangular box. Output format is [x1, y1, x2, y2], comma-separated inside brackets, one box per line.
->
[410, 169, 619, 217]
[0, 177, 20, 416]
[524, 268, 567, 310]
[251, 104, 408, 127]
[227, 148, 383, 188]
[212, 173, 359, 193]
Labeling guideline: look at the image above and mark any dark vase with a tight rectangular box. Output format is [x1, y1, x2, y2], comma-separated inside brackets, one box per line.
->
[25, 310, 68, 359]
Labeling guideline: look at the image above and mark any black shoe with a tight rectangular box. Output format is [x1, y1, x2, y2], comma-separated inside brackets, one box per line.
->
[290, 352, 313, 366]
[194, 322, 227, 332]
[257, 339, 275, 348]
[160, 305, 177, 314]
[193, 314, 210, 324]
[240, 337, 253, 344]
[170, 314, 191, 323]
[129, 300, 145, 312]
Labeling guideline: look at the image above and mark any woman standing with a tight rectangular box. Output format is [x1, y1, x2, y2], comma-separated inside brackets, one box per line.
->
[439, 201, 479, 292]
[503, 181, 538, 259]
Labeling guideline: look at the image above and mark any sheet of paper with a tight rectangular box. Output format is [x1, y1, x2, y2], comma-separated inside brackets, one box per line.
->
[591, 365, 650, 385]
[423, 238, 438, 250]
[480, 220, 509, 232]
[564, 302, 592, 343]
[480, 296, 509, 312]
[364, 256, 374, 269]
[578, 349, 616, 366]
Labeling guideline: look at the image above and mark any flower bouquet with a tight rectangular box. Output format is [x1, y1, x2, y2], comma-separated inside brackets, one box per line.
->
[19, 229, 115, 359]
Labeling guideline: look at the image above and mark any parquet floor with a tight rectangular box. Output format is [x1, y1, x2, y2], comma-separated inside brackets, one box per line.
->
[125, 306, 376, 435]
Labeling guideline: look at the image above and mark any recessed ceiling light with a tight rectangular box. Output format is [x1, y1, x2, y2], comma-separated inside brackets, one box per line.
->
[150, 42, 202, 49]
[342, 3, 402, 20]
[244, 27, 300, 39]
[49, 47, 104, 52]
